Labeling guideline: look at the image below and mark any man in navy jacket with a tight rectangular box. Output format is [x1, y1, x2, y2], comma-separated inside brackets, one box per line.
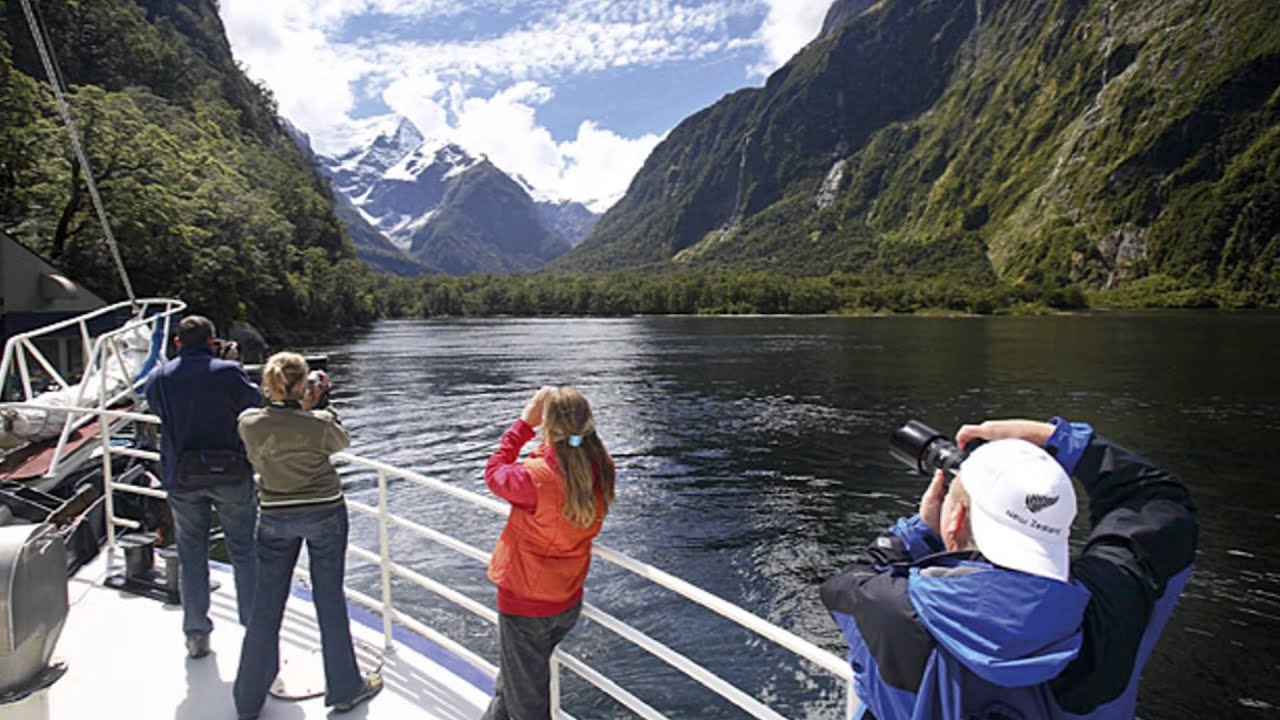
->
[144, 315, 262, 659]
[821, 418, 1197, 719]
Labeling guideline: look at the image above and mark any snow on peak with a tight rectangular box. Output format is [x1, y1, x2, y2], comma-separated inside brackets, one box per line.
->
[379, 142, 481, 183]
[326, 116, 423, 174]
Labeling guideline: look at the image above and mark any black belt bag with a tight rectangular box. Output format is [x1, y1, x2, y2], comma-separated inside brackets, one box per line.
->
[178, 449, 253, 488]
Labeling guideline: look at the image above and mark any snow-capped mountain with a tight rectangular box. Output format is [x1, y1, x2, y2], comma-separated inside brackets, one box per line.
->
[284, 118, 434, 276]
[310, 116, 599, 274]
[323, 116, 424, 200]
[350, 142, 482, 249]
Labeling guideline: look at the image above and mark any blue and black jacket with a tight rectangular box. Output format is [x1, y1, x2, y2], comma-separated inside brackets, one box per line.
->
[143, 346, 262, 491]
[821, 420, 1197, 719]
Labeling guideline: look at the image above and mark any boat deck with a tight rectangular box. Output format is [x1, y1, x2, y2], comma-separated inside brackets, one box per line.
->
[36, 554, 491, 720]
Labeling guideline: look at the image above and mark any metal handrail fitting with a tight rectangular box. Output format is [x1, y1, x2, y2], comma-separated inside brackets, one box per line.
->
[0, 299, 179, 549]
[334, 452, 857, 718]
[52, 309, 171, 476]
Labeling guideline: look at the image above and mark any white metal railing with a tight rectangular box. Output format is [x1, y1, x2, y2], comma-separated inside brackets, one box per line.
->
[2, 299, 858, 717]
[9, 401, 858, 717]
[333, 452, 859, 719]
[0, 297, 183, 398]
[0, 297, 185, 478]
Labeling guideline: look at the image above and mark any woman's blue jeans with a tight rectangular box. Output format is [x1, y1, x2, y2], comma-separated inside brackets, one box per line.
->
[233, 502, 363, 716]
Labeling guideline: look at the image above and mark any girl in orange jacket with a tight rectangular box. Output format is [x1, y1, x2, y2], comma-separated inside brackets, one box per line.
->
[481, 386, 616, 720]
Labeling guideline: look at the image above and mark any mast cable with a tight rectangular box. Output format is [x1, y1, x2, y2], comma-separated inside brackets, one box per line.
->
[18, 0, 138, 306]
[28, 0, 70, 101]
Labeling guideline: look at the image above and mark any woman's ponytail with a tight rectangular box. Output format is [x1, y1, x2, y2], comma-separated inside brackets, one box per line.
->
[542, 387, 614, 527]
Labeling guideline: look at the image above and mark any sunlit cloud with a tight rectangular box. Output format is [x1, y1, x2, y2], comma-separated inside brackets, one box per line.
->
[218, 0, 834, 208]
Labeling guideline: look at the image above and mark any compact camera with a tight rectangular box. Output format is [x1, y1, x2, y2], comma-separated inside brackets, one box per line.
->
[890, 420, 985, 477]
[211, 338, 238, 360]
[305, 370, 331, 409]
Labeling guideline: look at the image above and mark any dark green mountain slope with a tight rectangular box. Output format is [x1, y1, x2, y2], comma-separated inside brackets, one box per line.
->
[334, 194, 437, 277]
[0, 0, 378, 334]
[409, 161, 570, 275]
[566, 0, 1280, 304]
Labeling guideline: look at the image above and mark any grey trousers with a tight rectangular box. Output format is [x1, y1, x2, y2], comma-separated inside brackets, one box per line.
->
[482, 601, 583, 720]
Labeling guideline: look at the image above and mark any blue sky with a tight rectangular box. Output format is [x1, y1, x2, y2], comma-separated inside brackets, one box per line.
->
[219, 0, 837, 210]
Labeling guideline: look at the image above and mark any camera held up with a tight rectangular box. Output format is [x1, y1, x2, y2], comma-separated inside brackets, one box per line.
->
[306, 370, 331, 409]
[890, 420, 985, 478]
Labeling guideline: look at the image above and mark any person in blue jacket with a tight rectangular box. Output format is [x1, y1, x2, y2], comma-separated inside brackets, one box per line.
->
[144, 315, 262, 659]
[821, 418, 1197, 719]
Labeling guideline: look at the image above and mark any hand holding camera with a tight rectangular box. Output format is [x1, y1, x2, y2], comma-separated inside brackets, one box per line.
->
[892, 418, 1058, 536]
[302, 370, 331, 411]
[956, 419, 1055, 449]
[211, 338, 240, 361]
[520, 386, 554, 428]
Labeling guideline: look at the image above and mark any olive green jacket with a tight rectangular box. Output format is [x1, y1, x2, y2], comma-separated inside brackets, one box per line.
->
[238, 403, 349, 512]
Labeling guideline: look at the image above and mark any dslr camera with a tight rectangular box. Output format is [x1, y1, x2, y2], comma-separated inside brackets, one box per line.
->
[890, 420, 985, 478]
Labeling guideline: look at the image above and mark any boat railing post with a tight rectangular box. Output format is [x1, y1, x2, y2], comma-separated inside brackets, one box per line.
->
[550, 655, 562, 718]
[21, 336, 68, 390]
[376, 468, 395, 652]
[79, 319, 93, 372]
[16, 344, 33, 399]
[99, 362, 117, 560]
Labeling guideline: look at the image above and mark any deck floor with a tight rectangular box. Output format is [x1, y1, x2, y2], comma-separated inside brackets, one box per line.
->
[36, 552, 490, 720]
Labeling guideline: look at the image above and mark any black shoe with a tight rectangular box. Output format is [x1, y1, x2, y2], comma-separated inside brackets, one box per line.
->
[333, 673, 383, 713]
[185, 632, 210, 659]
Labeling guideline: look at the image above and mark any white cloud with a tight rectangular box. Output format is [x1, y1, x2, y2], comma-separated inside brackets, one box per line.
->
[217, 0, 758, 207]
[751, 0, 836, 77]
[383, 79, 661, 212]
[356, 3, 749, 87]
[219, 1, 372, 148]
[381, 74, 450, 139]
[559, 121, 662, 211]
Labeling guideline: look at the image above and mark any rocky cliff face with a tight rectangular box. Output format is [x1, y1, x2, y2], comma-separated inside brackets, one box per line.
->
[563, 0, 1280, 303]
[819, 0, 878, 39]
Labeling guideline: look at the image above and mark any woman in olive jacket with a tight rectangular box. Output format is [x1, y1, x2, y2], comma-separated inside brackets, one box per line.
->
[232, 352, 380, 720]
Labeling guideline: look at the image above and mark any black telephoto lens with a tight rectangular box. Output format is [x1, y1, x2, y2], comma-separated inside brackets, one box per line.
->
[890, 420, 946, 474]
[890, 420, 977, 477]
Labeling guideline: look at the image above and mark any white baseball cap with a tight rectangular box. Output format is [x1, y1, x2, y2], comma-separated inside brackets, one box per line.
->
[958, 439, 1077, 582]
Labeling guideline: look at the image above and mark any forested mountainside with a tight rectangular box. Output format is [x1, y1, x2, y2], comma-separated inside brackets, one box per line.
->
[565, 0, 1280, 306]
[0, 0, 378, 335]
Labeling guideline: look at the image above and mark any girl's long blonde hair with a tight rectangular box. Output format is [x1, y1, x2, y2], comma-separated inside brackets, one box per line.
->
[542, 387, 614, 527]
[262, 352, 308, 403]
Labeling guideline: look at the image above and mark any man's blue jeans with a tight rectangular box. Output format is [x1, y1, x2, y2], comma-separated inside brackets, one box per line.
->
[167, 480, 258, 637]
[233, 503, 363, 716]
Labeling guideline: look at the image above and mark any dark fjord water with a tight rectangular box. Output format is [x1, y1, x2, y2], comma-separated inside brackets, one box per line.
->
[310, 314, 1280, 718]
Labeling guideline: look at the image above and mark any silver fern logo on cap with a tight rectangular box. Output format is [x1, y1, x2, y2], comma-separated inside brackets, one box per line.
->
[1025, 494, 1060, 514]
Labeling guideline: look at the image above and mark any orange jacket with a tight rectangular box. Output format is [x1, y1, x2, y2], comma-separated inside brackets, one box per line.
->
[488, 452, 605, 613]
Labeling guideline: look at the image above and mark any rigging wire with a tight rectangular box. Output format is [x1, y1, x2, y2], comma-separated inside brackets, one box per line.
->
[18, 0, 138, 306]
[27, 0, 70, 103]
